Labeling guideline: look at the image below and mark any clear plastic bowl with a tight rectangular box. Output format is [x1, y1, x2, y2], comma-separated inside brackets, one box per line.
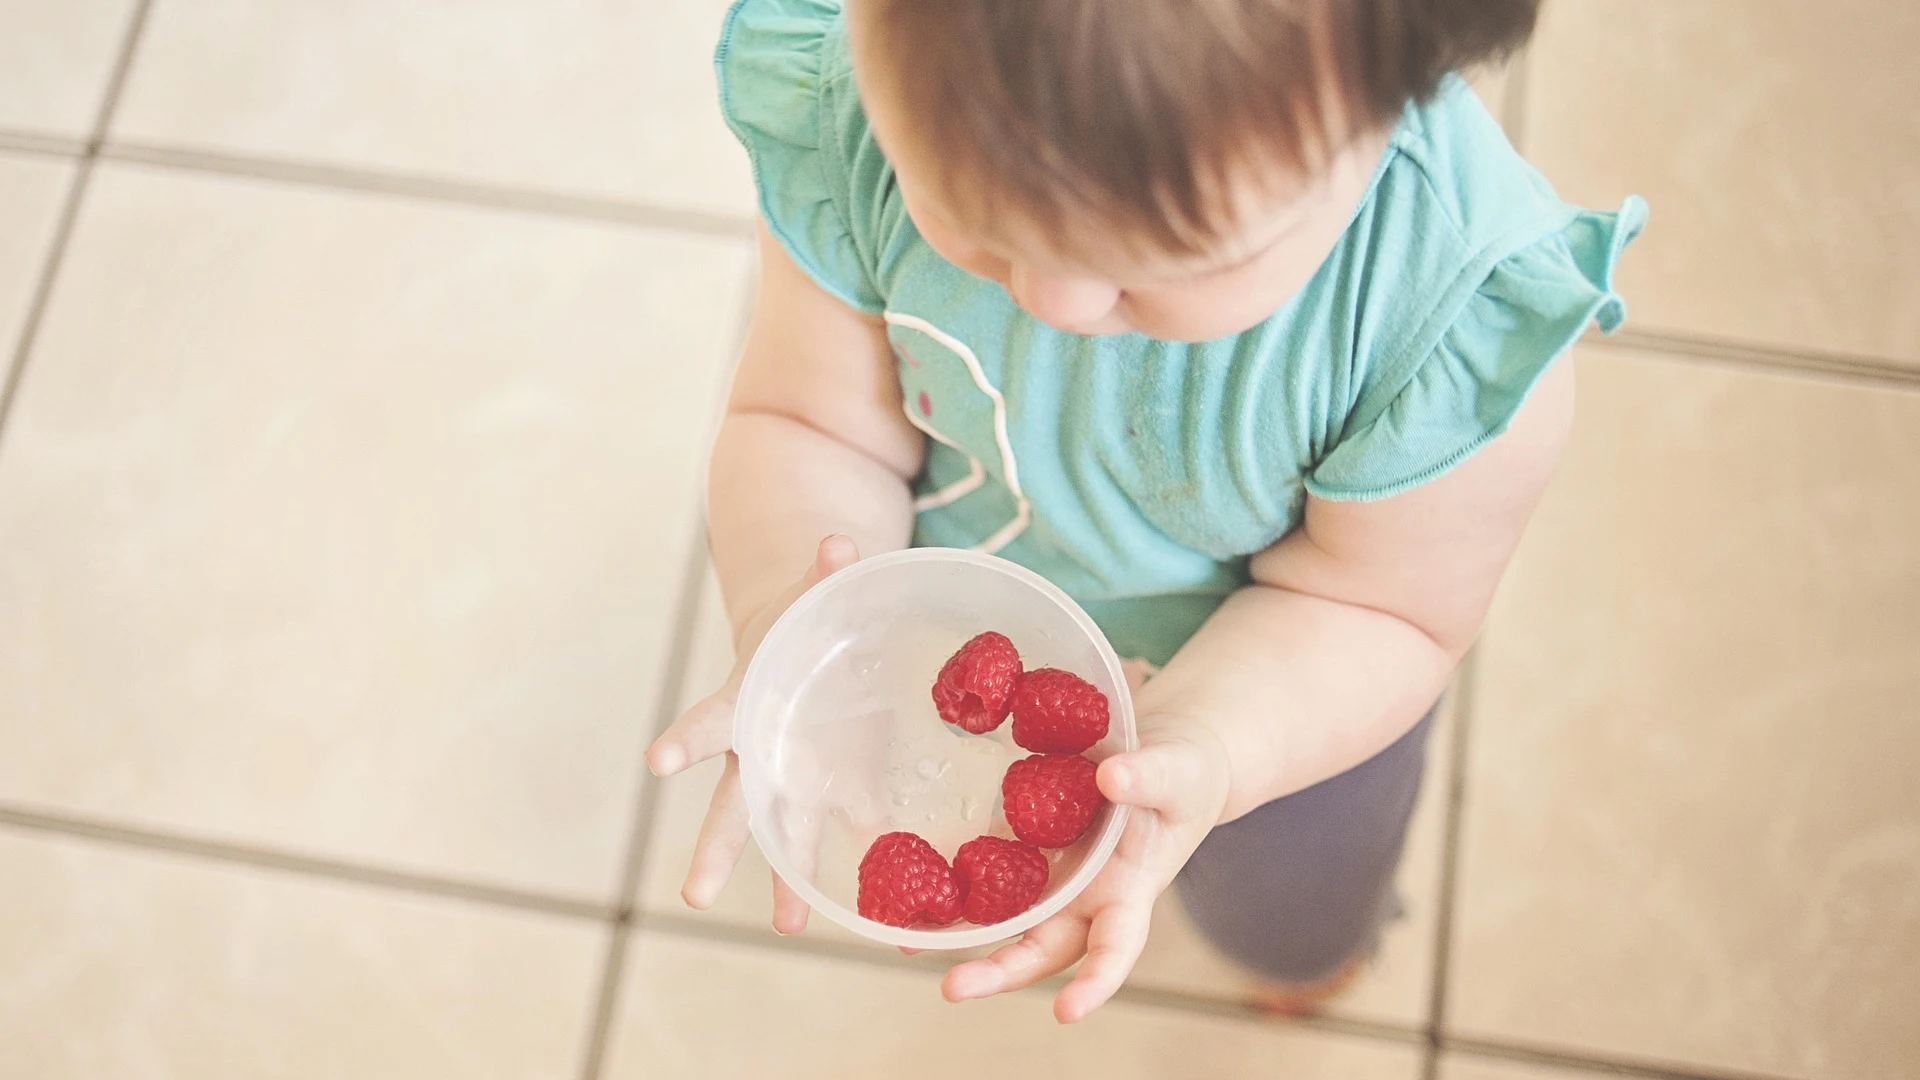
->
[734, 547, 1136, 950]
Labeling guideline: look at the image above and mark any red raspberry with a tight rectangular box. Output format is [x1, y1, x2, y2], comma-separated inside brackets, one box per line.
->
[1009, 668, 1110, 753]
[1001, 753, 1105, 849]
[857, 832, 966, 928]
[953, 836, 1050, 925]
[932, 631, 1022, 734]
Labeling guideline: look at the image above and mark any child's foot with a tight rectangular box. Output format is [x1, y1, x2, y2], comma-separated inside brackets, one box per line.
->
[1247, 956, 1367, 1016]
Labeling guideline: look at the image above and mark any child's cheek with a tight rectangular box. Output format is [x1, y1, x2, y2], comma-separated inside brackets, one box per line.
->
[911, 213, 1011, 288]
[935, 241, 1010, 289]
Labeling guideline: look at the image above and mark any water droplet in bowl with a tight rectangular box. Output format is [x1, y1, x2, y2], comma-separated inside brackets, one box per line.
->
[915, 758, 949, 781]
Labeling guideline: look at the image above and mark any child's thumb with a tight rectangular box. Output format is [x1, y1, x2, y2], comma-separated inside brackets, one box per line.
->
[1095, 731, 1225, 824]
[809, 535, 860, 581]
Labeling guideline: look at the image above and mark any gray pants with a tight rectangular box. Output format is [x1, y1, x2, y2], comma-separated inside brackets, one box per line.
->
[1174, 705, 1437, 983]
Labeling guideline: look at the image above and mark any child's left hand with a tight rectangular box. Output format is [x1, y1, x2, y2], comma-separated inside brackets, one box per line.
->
[939, 713, 1231, 1022]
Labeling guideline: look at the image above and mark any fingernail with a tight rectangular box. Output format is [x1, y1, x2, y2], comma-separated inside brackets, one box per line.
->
[820, 535, 856, 565]
[648, 748, 681, 776]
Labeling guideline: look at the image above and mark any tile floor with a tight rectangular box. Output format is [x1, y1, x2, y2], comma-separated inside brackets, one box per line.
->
[0, 2, 1915, 1079]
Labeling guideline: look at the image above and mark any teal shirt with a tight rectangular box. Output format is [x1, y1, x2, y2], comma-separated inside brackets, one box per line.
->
[719, 0, 1646, 666]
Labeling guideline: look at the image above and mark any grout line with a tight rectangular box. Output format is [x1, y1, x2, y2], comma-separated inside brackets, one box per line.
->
[1439, 1035, 1801, 1080]
[0, 155, 94, 446]
[1421, 649, 1482, 1080]
[641, 910, 1431, 1046]
[1110, 982, 1427, 1048]
[648, 910, 1798, 1080]
[574, 921, 635, 1080]
[0, 129, 87, 158]
[621, 257, 760, 914]
[648, 911, 958, 976]
[86, 0, 154, 150]
[575, 253, 761, 1080]
[631, 855, 1795, 1080]
[0, 0, 151, 447]
[617, 529, 718, 908]
[97, 141, 756, 240]
[574, 527, 715, 1080]
[0, 803, 613, 922]
[1594, 328, 1920, 392]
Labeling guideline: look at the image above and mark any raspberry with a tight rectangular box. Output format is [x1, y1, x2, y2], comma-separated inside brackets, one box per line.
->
[954, 836, 1050, 925]
[1009, 668, 1110, 754]
[857, 832, 966, 928]
[932, 631, 1022, 735]
[1001, 753, 1105, 849]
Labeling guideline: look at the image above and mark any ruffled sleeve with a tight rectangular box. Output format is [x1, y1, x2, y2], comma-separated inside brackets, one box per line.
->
[1306, 197, 1648, 501]
[716, 0, 885, 314]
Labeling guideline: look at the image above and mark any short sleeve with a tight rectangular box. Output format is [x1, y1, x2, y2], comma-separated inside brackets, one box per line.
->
[716, 0, 885, 314]
[1306, 196, 1648, 501]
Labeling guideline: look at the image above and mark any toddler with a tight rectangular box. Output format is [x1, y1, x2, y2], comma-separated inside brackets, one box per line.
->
[648, 0, 1644, 1022]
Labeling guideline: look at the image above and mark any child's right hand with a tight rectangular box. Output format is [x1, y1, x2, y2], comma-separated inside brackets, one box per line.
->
[644, 535, 862, 935]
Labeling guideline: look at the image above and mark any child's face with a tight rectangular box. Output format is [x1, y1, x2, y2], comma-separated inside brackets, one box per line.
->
[857, 65, 1388, 342]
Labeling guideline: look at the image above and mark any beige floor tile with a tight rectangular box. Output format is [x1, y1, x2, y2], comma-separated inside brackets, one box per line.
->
[674, 569, 736, 720]
[0, 162, 749, 900]
[1449, 345, 1920, 1078]
[0, 0, 132, 142]
[1131, 696, 1454, 1028]
[0, 151, 74, 350]
[603, 930, 1424, 1080]
[112, 0, 754, 216]
[1522, 0, 1920, 367]
[0, 827, 604, 1079]
[1437, 1055, 1594, 1080]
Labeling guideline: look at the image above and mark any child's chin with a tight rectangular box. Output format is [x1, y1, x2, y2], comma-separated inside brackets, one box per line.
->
[1130, 313, 1275, 344]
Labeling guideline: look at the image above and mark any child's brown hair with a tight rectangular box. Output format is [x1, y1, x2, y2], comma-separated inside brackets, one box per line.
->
[857, 0, 1539, 256]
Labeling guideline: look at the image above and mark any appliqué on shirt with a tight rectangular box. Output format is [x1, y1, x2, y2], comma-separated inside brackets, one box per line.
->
[886, 310, 1031, 554]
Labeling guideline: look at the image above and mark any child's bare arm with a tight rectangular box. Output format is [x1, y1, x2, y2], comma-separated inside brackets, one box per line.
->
[1153, 358, 1574, 819]
[647, 223, 921, 927]
[708, 223, 923, 629]
[944, 360, 1575, 1021]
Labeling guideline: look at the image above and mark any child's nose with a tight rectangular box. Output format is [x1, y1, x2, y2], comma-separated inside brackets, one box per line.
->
[1007, 265, 1121, 332]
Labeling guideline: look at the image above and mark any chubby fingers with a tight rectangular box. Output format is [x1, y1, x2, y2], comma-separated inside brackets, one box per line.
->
[810, 534, 860, 579]
[941, 914, 1089, 1003]
[771, 871, 811, 935]
[1119, 658, 1157, 695]
[647, 691, 736, 777]
[1096, 731, 1229, 825]
[1053, 900, 1152, 1022]
[680, 754, 753, 909]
